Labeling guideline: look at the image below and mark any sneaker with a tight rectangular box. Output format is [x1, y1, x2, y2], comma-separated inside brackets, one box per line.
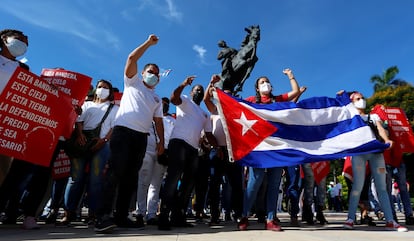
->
[266, 219, 282, 231]
[406, 216, 414, 225]
[376, 211, 384, 221]
[146, 217, 158, 226]
[316, 212, 328, 225]
[94, 219, 117, 234]
[360, 215, 376, 226]
[208, 218, 221, 226]
[158, 214, 171, 231]
[237, 217, 249, 231]
[290, 217, 300, 227]
[385, 221, 408, 232]
[136, 215, 145, 229]
[114, 217, 144, 229]
[44, 210, 58, 224]
[343, 219, 354, 230]
[22, 216, 40, 230]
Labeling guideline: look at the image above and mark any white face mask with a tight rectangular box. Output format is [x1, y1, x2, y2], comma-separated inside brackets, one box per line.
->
[353, 99, 366, 109]
[259, 82, 272, 94]
[95, 87, 110, 99]
[5, 37, 28, 57]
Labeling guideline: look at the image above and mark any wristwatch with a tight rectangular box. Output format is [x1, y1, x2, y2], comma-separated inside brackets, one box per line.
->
[104, 138, 109, 142]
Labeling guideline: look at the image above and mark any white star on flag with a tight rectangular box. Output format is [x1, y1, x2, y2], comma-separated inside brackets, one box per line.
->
[234, 112, 258, 136]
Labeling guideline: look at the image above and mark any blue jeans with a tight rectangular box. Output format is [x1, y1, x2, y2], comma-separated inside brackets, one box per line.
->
[65, 143, 110, 213]
[285, 165, 300, 218]
[386, 162, 413, 218]
[243, 166, 283, 221]
[347, 153, 394, 222]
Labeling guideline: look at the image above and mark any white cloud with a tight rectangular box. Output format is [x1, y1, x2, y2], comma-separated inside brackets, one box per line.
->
[133, 0, 182, 22]
[0, 1, 120, 49]
[192, 44, 207, 62]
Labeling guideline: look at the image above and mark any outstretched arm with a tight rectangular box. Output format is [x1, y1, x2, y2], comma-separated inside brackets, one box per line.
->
[291, 86, 307, 103]
[203, 75, 221, 114]
[283, 68, 300, 101]
[171, 76, 196, 106]
[125, 34, 158, 78]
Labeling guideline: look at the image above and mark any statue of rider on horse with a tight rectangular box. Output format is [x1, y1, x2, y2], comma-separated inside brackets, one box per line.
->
[217, 25, 260, 96]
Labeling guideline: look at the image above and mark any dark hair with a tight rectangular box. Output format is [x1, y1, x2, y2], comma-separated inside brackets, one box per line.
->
[162, 97, 170, 104]
[95, 79, 114, 101]
[0, 29, 27, 48]
[143, 63, 159, 73]
[254, 76, 274, 103]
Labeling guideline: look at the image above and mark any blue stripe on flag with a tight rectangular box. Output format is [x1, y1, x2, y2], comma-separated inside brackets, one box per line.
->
[238, 140, 387, 168]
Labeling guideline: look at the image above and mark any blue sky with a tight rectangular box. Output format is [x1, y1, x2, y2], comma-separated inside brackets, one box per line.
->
[2, 0, 414, 105]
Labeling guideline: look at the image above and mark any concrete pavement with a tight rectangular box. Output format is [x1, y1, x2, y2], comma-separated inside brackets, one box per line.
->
[0, 212, 413, 241]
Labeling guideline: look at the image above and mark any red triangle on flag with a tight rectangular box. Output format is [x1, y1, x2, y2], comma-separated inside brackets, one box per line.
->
[215, 89, 278, 161]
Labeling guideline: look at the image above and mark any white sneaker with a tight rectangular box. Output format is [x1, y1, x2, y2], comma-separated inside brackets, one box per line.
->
[22, 216, 40, 230]
[385, 220, 408, 232]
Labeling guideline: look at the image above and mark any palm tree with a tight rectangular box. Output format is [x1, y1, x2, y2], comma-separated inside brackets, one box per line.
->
[370, 66, 407, 92]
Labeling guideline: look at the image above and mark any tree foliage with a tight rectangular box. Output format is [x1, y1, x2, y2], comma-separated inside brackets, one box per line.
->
[368, 85, 414, 121]
[370, 65, 408, 92]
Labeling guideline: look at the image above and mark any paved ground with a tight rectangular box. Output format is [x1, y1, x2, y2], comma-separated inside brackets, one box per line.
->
[1, 212, 413, 241]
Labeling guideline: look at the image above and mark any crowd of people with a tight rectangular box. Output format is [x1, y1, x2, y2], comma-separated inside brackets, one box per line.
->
[0, 29, 413, 234]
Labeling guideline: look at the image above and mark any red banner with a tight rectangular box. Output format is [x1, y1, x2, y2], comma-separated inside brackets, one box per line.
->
[40, 68, 92, 138]
[0, 67, 73, 167]
[371, 105, 414, 167]
[52, 148, 71, 179]
[311, 161, 330, 185]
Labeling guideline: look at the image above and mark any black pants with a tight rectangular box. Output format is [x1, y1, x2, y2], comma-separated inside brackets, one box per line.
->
[160, 139, 198, 221]
[96, 126, 147, 220]
[208, 147, 244, 220]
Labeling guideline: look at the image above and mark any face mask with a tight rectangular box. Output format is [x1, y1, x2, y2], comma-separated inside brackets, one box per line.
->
[259, 82, 272, 94]
[143, 73, 159, 87]
[95, 87, 110, 99]
[353, 99, 366, 109]
[5, 37, 28, 57]
[192, 92, 203, 105]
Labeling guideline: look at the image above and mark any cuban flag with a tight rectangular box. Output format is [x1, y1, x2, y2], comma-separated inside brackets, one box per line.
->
[213, 89, 389, 168]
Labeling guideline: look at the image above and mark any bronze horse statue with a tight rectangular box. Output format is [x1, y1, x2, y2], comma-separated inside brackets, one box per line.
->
[218, 25, 260, 96]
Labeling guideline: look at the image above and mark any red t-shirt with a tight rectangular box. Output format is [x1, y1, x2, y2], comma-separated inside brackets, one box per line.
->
[245, 93, 289, 103]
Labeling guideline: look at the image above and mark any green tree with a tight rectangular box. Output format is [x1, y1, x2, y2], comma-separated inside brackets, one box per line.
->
[370, 66, 408, 92]
[367, 84, 414, 125]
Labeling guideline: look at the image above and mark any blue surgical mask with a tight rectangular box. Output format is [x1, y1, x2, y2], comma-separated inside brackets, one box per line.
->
[5, 37, 28, 57]
[143, 73, 159, 87]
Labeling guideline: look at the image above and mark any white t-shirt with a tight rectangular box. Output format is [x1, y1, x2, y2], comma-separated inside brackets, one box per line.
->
[0, 55, 19, 94]
[170, 95, 212, 149]
[211, 114, 226, 146]
[360, 113, 381, 125]
[163, 115, 175, 149]
[77, 101, 119, 138]
[114, 74, 163, 133]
